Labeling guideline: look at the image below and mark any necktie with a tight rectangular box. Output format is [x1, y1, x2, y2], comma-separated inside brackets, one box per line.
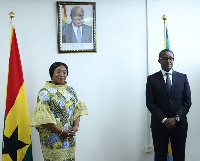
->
[77, 28, 81, 43]
[166, 73, 171, 94]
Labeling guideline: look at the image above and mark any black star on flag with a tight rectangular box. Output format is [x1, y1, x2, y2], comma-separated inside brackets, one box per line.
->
[3, 126, 28, 161]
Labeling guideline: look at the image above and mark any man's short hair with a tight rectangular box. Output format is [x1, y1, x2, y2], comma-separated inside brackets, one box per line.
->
[159, 49, 174, 58]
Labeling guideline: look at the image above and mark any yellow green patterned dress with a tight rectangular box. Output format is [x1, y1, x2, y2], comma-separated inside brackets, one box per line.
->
[30, 82, 88, 161]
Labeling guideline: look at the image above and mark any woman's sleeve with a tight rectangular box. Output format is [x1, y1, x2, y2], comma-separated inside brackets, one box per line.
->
[73, 100, 88, 120]
[29, 90, 56, 127]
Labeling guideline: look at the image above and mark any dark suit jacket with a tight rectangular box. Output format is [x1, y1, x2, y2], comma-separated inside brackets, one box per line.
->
[146, 71, 191, 129]
[62, 23, 92, 43]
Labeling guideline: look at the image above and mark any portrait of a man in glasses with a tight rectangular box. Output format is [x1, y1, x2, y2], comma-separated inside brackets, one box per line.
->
[62, 6, 92, 43]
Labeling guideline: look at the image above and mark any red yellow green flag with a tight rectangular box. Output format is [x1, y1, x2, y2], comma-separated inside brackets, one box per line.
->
[62, 5, 67, 26]
[2, 24, 33, 161]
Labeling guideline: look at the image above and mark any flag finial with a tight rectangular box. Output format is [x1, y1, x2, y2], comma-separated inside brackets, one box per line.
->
[9, 12, 15, 21]
[162, 14, 167, 22]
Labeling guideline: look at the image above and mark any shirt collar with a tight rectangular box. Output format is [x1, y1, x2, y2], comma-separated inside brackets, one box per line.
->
[161, 69, 173, 76]
[72, 23, 82, 31]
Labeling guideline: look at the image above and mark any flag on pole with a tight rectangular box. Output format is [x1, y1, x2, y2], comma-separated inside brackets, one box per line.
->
[164, 24, 173, 161]
[167, 140, 173, 161]
[164, 26, 170, 50]
[62, 5, 67, 26]
[2, 24, 33, 161]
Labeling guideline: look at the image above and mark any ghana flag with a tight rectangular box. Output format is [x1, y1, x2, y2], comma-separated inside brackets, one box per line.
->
[2, 24, 33, 161]
[62, 5, 67, 26]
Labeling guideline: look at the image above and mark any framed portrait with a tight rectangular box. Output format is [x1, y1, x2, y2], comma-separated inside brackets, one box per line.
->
[57, 1, 96, 53]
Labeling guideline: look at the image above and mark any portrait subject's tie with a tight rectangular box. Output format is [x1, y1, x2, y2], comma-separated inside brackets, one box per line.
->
[166, 73, 171, 94]
[77, 28, 81, 43]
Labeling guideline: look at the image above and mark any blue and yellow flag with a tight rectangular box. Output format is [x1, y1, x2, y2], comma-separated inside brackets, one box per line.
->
[164, 26, 170, 50]
[167, 139, 173, 161]
[2, 24, 33, 161]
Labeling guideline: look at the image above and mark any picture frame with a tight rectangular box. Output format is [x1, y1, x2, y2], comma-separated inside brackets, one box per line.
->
[57, 1, 96, 53]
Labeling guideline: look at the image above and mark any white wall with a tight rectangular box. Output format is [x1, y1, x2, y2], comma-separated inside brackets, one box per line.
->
[0, 0, 199, 161]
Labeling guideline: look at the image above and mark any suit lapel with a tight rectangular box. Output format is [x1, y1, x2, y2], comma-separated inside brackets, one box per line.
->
[69, 23, 78, 43]
[171, 71, 178, 94]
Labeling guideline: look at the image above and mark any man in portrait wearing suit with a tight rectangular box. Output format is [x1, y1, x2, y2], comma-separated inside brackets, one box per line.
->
[146, 49, 192, 161]
[62, 6, 92, 43]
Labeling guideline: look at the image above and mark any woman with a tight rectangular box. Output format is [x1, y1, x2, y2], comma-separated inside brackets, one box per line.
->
[30, 62, 88, 161]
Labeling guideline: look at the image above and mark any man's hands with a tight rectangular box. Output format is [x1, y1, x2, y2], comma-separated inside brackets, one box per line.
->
[164, 117, 176, 129]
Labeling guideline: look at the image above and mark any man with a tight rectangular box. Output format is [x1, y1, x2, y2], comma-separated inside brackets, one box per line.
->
[146, 49, 191, 161]
[62, 6, 92, 43]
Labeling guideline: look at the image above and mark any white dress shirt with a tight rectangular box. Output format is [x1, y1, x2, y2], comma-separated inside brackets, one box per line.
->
[161, 69, 173, 85]
[72, 23, 82, 39]
[160, 69, 173, 123]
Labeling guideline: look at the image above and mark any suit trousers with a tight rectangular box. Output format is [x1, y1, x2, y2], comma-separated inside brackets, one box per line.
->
[152, 127, 187, 161]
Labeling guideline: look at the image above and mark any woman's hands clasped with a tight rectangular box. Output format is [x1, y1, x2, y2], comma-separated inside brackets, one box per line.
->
[62, 126, 79, 139]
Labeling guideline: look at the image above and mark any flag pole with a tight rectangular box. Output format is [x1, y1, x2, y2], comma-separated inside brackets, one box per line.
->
[3, 11, 33, 161]
[162, 14, 173, 161]
[162, 14, 167, 40]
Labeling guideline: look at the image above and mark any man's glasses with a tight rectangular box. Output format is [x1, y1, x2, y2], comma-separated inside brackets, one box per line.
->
[159, 57, 174, 62]
[73, 14, 84, 18]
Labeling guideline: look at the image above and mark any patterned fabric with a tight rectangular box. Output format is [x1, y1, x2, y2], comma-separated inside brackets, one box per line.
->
[30, 82, 88, 161]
